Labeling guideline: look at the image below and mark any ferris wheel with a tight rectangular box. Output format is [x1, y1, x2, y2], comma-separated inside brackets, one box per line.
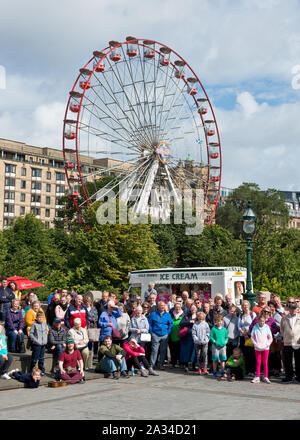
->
[62, 36, 222, 228]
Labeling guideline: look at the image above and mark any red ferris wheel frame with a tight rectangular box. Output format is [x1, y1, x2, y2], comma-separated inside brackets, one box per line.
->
[62, 37, 222, 229]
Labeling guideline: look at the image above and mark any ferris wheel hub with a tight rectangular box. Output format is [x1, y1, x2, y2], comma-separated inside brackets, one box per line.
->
[156, 142, 171, 164]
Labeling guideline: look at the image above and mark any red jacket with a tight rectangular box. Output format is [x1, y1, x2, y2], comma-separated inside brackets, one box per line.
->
[123, 342, 145, 361]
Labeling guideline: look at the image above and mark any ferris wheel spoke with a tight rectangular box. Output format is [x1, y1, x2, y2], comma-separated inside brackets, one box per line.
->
[82, 91, 143, 149]
[92, 70, 151, 148]
[119, 47, 156, 143]
[132, 160, 159, 215]
[91, 155, 153, 203]
[104, 56, 154, 147]
[87, 78, 147, 147]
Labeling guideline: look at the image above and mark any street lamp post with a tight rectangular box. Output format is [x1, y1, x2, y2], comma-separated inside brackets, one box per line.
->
[242, 200, 256, 308]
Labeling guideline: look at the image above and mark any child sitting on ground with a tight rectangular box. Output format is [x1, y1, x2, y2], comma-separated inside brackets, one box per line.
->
[210, 314, 228, 380]
[226, 347, 246, 381]
[8, 366, 41, 388]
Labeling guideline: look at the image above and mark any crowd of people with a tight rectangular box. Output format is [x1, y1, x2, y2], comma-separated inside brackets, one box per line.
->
[0, 276, 300, 387]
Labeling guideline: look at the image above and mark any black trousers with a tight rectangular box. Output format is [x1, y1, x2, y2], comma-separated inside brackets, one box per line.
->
[169, 340, 180, 366]
[0, 353, 13, 374]
[284, 346, 300, 380]
[126, 355, 151, 370]
[226, 366, 244, 380]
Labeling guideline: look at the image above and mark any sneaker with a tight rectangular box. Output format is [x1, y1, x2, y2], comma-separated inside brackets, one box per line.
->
[263, 377, 271, 384]
[213, 370, 218, 378]
[197, 369, 202, 375]
[121, 371, 129, 379]
[281, 377, 293, 384]
[251, 377, 260, 383]
[112, 372, 119, 380]
[7, 368, 19, 377]
[220, 373, 227, 380]
[148, 367, 159, 376]
[231, 374, 236, 381]
[140, 368, 148, 377]
[203, 369, 208, 375]
[1, 373, 11, 380]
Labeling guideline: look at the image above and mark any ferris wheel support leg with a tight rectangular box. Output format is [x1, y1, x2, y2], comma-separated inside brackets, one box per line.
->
[132, 160, 159, 216]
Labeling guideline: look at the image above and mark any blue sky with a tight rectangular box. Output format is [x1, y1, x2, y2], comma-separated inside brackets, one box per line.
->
[1, 0, 300, 190]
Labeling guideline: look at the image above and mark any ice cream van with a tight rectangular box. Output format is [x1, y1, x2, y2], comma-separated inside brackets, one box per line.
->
[128, 267, 247, 305]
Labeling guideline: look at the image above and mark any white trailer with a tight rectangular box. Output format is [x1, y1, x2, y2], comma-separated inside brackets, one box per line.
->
[128, 267, 247, 306]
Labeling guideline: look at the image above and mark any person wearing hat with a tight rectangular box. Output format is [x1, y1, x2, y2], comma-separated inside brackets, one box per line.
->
[68, 317, 89, 370]
[58, 335, 84, 384]
[280, 298, 300, 383]
[48, 317, 67, 373]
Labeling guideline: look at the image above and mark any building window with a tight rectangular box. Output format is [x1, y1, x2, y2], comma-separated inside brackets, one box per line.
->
[5, 177, 15, 187]
[5, 164, 16, 174]
[46, 183, 51, 192]
[21, 167, 26, 176]
[4, 204, 14, 213]
[20, 193, 26, 202]
[31, 195, 41, 203]
[56, 172, 65, 181]
[47, 171, 51, 180]
[32, 168, 42, 177]
[4, 191, 15, 200]
[46, 196, 51, 205]
[56, 185, 65, 194]
[31, 207, 40, 215]
[31, 181, 41, 190]
[45, 209, 50, 217]
[21, 180, 26, 189]
[20, 206, 25, 215]
[45, 221, 50, 229]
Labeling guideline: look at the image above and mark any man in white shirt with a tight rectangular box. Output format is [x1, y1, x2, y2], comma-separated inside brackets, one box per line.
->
[280, 298, 300, 384]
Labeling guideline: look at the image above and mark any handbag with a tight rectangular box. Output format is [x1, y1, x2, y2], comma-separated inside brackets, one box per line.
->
[244, 336, 254, 347]
[140, 333, 151, 342]
[88, 321, 101, 342]
[107, 312, 121, 339]
[178, 315, 189, 339]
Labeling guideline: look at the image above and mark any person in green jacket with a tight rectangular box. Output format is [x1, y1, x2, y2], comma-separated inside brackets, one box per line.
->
[169, 303, 184, 368]
[210, 314, 228, 379]
[95, 335, 129, 380]
[226, 347, 246, 381]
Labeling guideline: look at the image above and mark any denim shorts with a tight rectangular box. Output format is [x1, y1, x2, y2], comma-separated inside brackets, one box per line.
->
[212, 344, 227, 361]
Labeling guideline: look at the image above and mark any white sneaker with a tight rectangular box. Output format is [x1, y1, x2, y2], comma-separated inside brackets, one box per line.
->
[251, 377, 260, 383]
[263, 377, 271, 384]
[7, 369, 19, 377]
[1, 373, 12, 380]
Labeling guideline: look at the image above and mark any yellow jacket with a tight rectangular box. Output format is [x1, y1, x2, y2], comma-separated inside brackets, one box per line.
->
[24, 308, 46, 336]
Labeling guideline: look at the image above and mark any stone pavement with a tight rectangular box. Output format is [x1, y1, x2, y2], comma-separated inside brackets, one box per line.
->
[0, 368, 300, 420]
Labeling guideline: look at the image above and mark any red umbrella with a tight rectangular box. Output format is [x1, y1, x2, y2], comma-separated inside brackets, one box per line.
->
[7, 276, 45, 290]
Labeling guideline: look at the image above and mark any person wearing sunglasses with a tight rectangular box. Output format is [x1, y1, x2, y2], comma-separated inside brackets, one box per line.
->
[280, 298, 300, 383]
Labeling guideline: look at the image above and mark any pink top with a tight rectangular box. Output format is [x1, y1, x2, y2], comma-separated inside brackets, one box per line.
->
[123, 342, 145, 361]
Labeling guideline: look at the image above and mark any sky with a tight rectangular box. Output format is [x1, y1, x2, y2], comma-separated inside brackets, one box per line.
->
[1, 0, 300, 190]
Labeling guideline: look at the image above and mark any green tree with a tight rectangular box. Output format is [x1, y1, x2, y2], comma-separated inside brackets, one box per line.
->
[215, 183, 290, 238]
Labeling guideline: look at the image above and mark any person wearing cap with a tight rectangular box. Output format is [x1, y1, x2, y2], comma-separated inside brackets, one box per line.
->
[99, 300, 122, 343]
[58, 335, 84, 384]
[48, 318, 66, 373]
[68, 318, 89, 370]
[280, 298, 300, 383]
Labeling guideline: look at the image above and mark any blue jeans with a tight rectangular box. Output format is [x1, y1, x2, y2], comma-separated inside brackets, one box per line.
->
[100, 357, 127, 373]
[48, 344, 64, 362]
[150, 333, 169, 367]
[6, 330, 24, 352]
[30, 344, 46, 372]
[0, 303, 11, 323]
